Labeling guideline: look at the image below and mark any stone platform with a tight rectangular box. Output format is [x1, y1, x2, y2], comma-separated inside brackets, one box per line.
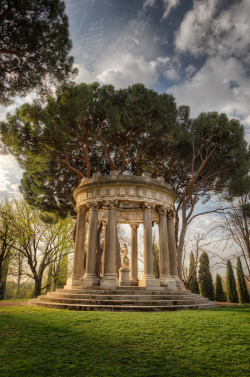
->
[29, 287, 217, 312]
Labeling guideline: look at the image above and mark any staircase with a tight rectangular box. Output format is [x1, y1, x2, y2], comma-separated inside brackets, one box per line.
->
[29, 287, 217, 312]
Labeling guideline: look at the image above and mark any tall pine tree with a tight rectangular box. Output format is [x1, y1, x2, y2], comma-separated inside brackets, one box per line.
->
[236, 257, 250, 303]
[198, 252, 214, 301]
[226, 260, 239, 303]
[215, 273, 226, 302]
[187, 251, 199, 294]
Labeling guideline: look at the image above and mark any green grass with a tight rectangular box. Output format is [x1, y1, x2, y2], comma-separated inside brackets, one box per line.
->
[0, 305, 249, 377]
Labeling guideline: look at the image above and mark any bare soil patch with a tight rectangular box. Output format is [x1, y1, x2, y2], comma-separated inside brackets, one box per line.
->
[0, 300, 29, 307]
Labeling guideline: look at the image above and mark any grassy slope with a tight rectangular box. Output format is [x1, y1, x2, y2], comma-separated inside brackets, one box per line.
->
[0, 305, 249, 377]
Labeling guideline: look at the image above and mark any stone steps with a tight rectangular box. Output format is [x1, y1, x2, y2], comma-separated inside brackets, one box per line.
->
[29, 287, 217, 312]
[45, 292, 204, 301]
[37, 297, 210, 306]
[29, 300, 216, 312]
[55, 288, 194, 296]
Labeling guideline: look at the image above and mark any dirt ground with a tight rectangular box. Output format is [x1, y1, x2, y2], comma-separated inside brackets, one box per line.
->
[0, 300, 29, 306]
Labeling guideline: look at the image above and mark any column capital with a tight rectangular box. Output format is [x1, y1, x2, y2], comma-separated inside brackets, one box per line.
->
[105, 199, 119, 209]
[130, 223, 139, 230]
[142, 202, 155, 211]
[87, 201, 100, 211]
[76, 204, 87, 214]
[157, 205, 168, 215]
[167, 208, 175, 219]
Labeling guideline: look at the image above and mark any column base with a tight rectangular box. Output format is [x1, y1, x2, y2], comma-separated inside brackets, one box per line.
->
[65, 276, 83, 289]
[167, 276, 182, 291]
[82, 274, 100, 287]
[159, 276, 168, 287]
[129, 278, 139, 286]
[100, 275, 118, 289]
[139, 275, 160, 288]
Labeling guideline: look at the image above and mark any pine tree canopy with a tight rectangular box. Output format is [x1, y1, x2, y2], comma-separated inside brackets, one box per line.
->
[0, 0, 76, 105]
[198, 252, 214, 301]
[226, 260, 239, 303]
[1, 82, 249, 217]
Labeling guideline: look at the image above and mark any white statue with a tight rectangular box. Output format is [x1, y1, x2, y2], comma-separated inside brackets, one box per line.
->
[121, 243, 130, 268]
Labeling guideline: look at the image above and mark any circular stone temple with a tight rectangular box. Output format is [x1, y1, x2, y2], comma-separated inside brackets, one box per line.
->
[66, 171, 181, 291]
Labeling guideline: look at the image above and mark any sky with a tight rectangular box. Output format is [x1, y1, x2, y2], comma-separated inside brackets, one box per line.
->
[0, 0, 249, 271]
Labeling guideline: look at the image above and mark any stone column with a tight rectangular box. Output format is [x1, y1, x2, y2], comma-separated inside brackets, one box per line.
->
[158, 206, 170, 287]
[100, 201, 118, 289]
[139, 203, 160, 288]
[167, 210, 181, 290]
[66, 206, 86, 288]
[101, 221, 108, 277]
[82, 201, 100, 286]
[130, 223, 139, 286]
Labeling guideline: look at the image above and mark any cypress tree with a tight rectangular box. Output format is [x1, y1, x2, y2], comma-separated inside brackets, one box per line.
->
[187, 251, 199, 294]
[236, 257, 250, 303]
[226, 260, 239, 303]
[215, 273, 226, 302]
[198, 252, 214, 301]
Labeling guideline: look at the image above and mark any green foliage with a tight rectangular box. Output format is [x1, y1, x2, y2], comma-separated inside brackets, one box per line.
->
[0, 0, 76, 105]
[46, 264, 53, 293]
[0, 256, 10, 300]
[226, 260, 239, 303]
[55, 253, 68, 288]
[0, 199, 74, 297]
[236, 257, 250, 304]
[0, 199, 17, 299]
[198, 252, 214, 301]
[215, 273, 226, 302]
[0, 82, 179, 216]
[187, 251, 199, 294]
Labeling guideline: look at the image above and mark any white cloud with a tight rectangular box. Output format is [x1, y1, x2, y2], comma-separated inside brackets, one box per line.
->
[162, 0, 180, 19]
[167, 57, 250, 143]
[175, 0, 250, 63]
[96, 53, 160, 88]
[0, 154, 23, 201]
[144, 0, 180, 19]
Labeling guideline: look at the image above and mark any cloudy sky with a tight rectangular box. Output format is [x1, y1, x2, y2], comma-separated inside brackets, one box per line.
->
[1, 0, 250, 200]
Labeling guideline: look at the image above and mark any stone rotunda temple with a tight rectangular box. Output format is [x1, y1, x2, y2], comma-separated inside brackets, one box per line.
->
[30, 172, 217, 311]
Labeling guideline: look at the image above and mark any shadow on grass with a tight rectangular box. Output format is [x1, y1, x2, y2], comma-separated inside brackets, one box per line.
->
[0, 306, 249, 377]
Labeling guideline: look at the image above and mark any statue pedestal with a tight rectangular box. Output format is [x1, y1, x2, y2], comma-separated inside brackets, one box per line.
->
[119, 267, 130, 286]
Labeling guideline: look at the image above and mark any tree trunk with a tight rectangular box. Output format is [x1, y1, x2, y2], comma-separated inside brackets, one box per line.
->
[32, 276, 42, 298]
[177, 202, 188, 280]
[14, 255, 23, 299]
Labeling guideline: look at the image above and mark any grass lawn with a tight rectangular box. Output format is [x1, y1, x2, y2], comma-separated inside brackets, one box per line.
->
[0, 305, 249, 377]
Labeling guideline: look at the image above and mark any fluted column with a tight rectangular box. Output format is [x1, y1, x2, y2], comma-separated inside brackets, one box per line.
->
[100, 201, 118, 289]
[82, 201, 100, 286]
[167, 209, 182, 290]
[66, 207, 87, 288]
[130, 223, 139, 286]
[139, 203, 160, 287]
[158, 206, 170, 286]
[101, 221, 108, 277]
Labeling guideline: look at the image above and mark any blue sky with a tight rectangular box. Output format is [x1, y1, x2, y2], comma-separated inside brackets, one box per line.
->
[1, 0, 250, 200]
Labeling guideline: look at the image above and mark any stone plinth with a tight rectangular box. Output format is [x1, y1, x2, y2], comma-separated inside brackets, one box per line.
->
[119, 267, 130, 286]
